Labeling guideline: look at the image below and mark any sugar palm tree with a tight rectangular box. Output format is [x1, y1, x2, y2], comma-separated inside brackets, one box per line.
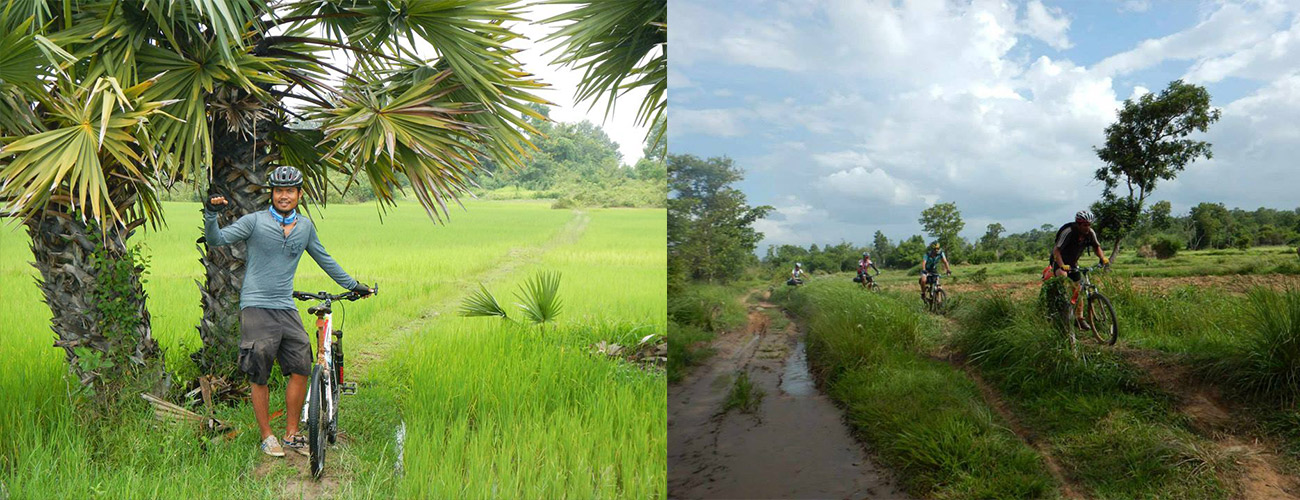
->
[1, 8, 173, 394]
[540, 0, 665, 148]
[2, 0, 548, 381]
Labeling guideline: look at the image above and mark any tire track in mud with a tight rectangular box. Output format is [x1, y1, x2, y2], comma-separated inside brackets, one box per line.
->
[668, 291, 907, 499]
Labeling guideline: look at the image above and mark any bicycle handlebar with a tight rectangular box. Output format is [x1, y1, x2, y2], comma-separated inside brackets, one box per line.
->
[293, 283, 379, 302]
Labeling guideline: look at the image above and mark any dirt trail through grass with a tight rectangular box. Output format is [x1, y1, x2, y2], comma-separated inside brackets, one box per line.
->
[261, 210, 590, 499]
[925, 313, 1086, 500]
[668, 291, 907, 499]
[1116, 348, 1300, 500]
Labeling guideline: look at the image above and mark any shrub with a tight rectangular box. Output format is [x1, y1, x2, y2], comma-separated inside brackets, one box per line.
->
[1151, 234, 1181, 259]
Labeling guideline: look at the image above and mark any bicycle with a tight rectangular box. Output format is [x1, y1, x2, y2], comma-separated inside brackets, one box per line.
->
[292, 286, 377, 479]
[1061, 264, 1117, 347]
[921, 271, 947, 313]
[854, 271, 880, 291]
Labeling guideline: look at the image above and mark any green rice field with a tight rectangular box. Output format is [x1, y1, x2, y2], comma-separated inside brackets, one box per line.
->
[0, 200, 666, 498]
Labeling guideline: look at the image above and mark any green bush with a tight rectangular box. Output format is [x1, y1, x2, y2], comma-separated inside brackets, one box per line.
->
[667, 284, 747, 333]
[1151, 234, 1181, 259]
[668, 322, 714, 384]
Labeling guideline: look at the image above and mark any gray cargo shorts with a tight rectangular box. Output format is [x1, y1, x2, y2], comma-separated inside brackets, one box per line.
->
[238, 307, 313, 385]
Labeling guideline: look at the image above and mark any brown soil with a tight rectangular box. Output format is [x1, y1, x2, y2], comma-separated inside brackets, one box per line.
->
[668, 293, 909, 499]
[1116, 348, 1300, 500]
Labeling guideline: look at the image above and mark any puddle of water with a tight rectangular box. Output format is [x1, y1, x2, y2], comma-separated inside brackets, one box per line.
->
[780, 341, 815, 396]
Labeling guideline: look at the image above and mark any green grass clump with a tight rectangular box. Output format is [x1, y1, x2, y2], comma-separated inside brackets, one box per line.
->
[668, 322, 714, 384]
[1200, 289, 1300, 403]
[667, 283, 748, 382]
[667, 284, 747, 333]
[779, 280, 1056, 498]
[722, 371, 764, 414]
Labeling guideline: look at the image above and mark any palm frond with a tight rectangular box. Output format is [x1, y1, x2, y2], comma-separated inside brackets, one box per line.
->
[0, 77, 167, 226]
[515, 271, 562, 325]
[539, 0, 665, 146]
[459, 283, 509, 318]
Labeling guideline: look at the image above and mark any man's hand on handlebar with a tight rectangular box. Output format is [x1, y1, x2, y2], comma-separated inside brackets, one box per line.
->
[351, 282, 375, 298]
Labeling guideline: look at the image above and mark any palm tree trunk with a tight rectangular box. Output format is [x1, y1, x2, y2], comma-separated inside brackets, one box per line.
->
[27, 210, 167, 398]
[191, 120, 273, 378]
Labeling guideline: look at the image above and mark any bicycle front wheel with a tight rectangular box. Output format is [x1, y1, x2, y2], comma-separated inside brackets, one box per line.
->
[932, 289, 946, 313]
[1087, 293, 1119, 345]
[308, 364, 327, 479]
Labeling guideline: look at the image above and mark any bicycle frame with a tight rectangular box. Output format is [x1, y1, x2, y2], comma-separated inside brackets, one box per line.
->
[300, 310, 336, 427]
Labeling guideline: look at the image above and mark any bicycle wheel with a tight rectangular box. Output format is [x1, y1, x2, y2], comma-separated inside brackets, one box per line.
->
[1086, 293, 1119, 345]
[308, 364, 327, 479]
[868, 281, 880, 292]
[933, 289, 946, 313]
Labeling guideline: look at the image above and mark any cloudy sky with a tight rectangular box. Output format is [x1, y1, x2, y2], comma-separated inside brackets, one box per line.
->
[511, 5, 652, 164]
[669, 0, 1300, 250]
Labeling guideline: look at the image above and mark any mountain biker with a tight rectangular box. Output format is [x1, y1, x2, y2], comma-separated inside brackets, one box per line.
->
[918, 242, 951, 300]
[1052, 210, 1109, 330]
[791, 262, 805, 283]
[858, 252, 880, 283]
[204, 165, 374, 458]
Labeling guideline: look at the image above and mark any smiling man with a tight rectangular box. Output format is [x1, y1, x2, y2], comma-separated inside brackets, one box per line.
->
[203, 165, 373, 457]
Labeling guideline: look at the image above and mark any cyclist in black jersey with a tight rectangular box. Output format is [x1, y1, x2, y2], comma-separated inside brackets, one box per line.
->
[1051, 211, 1110, 330]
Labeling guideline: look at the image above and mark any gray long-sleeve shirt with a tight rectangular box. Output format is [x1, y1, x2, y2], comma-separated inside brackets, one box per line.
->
[204, 209, 358, 311]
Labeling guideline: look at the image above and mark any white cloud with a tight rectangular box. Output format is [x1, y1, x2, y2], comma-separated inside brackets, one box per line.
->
[1119, 0, 1151, 13]
[670, 108, 748, 138]
[1184, 16, 1300, 83]
[1022, 0, 1073, 50]
[812, 150, 873, 170]
[1093, 1, 1294, 77]
[752, 196, 831, 246]
[816, 167, 939, 206]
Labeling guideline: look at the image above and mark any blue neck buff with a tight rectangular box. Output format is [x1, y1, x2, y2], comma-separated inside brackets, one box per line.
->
[269, 206, 297, 226]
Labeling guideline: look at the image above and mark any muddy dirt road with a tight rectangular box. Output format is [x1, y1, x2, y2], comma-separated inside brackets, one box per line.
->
[667, 294, 908, 499]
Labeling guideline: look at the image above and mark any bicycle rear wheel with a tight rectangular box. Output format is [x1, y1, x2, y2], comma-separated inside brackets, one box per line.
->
[308, 364, 327, 479]
[1086, 293, 1119, 345]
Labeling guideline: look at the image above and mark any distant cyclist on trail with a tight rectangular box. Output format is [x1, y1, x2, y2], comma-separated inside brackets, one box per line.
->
[791, 262, 806, 283]
[204, 165, 374, 458]
[1051, 211, 1110, 330]
[858, 251, 880, 281]
[918, 242, 951, 300]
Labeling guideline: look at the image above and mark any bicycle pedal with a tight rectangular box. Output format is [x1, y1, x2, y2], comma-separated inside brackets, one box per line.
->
[341, 382, 358, 395]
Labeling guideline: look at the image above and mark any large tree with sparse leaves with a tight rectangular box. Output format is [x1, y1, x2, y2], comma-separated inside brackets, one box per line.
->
[1093, 80, 1220, 260]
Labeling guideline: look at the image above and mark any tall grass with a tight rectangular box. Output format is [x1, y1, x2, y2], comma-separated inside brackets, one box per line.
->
[667, 283, 748, 383]
[953, 294, 1232, 498]
[1200, 289, 1300, 404]
[779, 281, 1056, 498]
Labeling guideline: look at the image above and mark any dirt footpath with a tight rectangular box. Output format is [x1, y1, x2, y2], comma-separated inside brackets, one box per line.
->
[667, 294, 908, 499]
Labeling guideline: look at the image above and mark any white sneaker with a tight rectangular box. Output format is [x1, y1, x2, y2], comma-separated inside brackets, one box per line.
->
[260, 435, 285, 457]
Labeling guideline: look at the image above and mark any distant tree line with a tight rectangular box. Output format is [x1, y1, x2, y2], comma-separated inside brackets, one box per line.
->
[477, 105, 665, 208]
[761, 200, 1300, 274]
